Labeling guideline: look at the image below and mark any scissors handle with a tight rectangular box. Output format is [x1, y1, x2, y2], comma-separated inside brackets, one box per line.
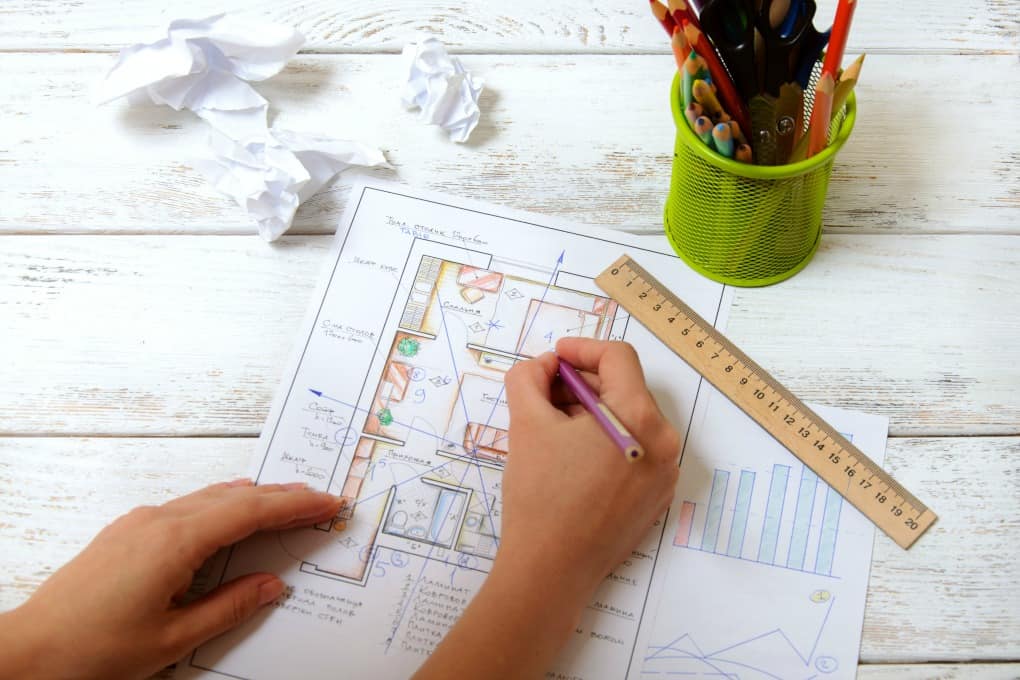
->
[698, 0, 759, 100]
[759, 0, 819, 95]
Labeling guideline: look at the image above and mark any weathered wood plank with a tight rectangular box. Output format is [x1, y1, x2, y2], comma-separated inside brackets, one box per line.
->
[858, 665, 1020, 679]
[0, 436, 1016, 662]
[1, 54, 1017, 235]
[0, 1, 1015, 53]
[1, 234, 1017, 436]
[861, 437, 1020, 662]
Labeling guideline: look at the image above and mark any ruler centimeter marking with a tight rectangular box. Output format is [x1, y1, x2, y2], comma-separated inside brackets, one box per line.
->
[596, 254, 937, 549]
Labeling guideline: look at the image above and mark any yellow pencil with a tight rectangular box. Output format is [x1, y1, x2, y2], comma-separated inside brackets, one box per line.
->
[692, 79, 724, 119]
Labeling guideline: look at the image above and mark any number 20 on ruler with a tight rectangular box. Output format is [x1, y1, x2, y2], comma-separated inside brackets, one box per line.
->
[595, 255, 937, 549]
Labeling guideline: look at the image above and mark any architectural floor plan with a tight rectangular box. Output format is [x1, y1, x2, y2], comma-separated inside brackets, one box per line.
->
[175, 184, 883, 680]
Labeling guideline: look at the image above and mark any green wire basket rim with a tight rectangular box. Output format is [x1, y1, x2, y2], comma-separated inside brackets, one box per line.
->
[669, 71, 857, 180]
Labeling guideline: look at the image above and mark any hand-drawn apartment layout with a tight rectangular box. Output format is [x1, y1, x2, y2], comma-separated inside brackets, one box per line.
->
[280, 254, 630, 586]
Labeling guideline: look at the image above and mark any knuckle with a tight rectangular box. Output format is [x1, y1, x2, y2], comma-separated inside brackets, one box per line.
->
[662, 427, 682, 457]
[631, 400, 660, 431]
[610, 340, 639, 361]
[159, 621, 186, 658]
[667, 463, 680, 487]
[504, 362, 525, 389]
[111, 505, 161, 534]
[126, 505, 161, 522]
[231, 589, 259, 626]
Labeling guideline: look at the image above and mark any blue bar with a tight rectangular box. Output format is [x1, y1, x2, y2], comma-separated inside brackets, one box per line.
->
[814, 486, 843, 575]
[429, 489, 456, 542]
[701, 469, 730, 552]
[757, 464, 791, 563]
[726, 470, 756, 557]
[786, 467, 818, 570]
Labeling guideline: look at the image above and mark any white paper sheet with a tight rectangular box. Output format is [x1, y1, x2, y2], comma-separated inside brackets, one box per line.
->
[97, 15, 391, 241]
[96, 14, 304, 140]
[174, 183, 884, 679]
[198, 128, 390, 242]
[628, 396, 887, 680]
[402, 38, 483, 143]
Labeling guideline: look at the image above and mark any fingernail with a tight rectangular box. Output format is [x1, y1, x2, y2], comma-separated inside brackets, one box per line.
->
[226, 478, 253, 487]
[282, 482, 309, 491]
[314, 492, 345, 506]
[257, 577, 285, 606]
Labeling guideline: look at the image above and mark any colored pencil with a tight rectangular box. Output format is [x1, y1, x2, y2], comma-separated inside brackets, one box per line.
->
[682, 50, 709, 107]
[667, 0, 701, 29]
[558, 358, 645, 462]
[683, 21, 751, 134]
[805, 0, 856, 157]
[694, 115, 714, 144]
[830, 54, 864, 121]
[649, 0, 678, 36]
[685, 102, 704, 128]
[692, 79, 725, 119]
[820, 0, 857, 82]
[735, 143, 753, 163]
[711, 123, 734, 158]
[671, 26, 690, 71]
[728, 120, 748, 146]
[805, 72, 836, 156]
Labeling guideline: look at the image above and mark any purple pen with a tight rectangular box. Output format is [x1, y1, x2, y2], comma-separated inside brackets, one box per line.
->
[557, 358, 645, 462]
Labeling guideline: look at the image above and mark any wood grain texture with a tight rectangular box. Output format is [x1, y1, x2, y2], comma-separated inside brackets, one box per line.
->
[2, 234, 1017, 437]
[858, 665, 1020, 679]
[1, 54, 1017, 236]
[0, 436, 1016, 662]
[0, 0, 1016, 53]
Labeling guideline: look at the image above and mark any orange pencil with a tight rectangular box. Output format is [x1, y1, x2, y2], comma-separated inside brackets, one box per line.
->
[649, 0, 678, 36]
[806, 0, 857, 156]
[670, 26, 689, 71]
[682, 20, 751, 135]
[806, 72, 836, 157]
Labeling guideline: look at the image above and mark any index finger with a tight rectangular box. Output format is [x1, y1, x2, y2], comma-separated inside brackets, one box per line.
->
[188, 486, 344, 557]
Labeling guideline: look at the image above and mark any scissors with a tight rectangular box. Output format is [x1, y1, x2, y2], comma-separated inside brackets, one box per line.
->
[697, 0, 825, 98]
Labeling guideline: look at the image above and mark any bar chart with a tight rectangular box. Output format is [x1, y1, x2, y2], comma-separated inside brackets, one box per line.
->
[672, 461, 846, 577]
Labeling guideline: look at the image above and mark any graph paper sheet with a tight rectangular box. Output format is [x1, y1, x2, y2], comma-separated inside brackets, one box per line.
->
[629, 390, 888, 680]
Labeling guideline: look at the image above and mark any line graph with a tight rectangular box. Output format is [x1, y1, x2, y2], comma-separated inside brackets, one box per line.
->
[642, 593, 838, 679]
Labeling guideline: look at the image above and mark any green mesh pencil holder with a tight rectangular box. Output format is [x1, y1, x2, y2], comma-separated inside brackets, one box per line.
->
[664, 72, 856, 287]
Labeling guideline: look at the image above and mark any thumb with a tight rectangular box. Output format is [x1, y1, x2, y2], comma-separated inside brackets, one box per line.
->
[168, 573, 284, 654]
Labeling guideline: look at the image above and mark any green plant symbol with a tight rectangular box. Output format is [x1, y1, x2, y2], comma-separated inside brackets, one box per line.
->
[376, 407, 394, 427]
[397, 337, 420, 357]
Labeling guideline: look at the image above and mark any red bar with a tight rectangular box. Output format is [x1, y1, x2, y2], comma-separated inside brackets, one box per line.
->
[674, 501, 696, 547]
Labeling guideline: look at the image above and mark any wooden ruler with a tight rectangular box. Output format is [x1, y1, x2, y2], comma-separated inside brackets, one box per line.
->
[596, 254, 937, 549]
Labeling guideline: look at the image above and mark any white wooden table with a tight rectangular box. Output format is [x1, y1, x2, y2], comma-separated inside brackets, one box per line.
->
[1, 2, 1018, 677]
